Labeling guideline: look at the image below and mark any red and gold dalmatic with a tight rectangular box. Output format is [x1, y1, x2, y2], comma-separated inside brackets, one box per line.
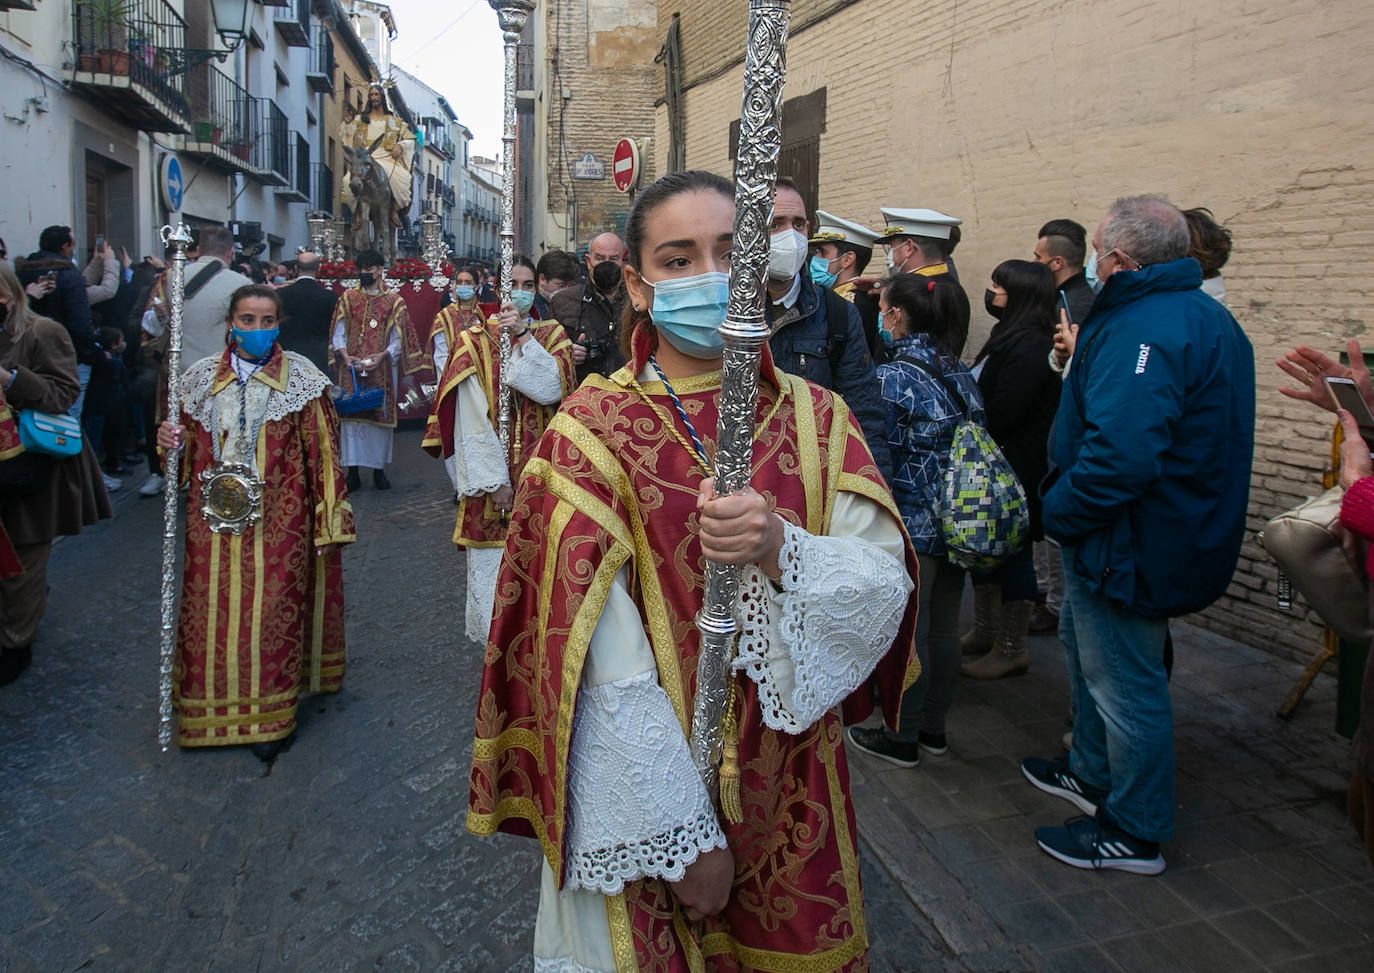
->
[421, 318, 577, 547]
[427, 300, 487, 359]
[468, 345, 920, 971]
[332, 287, 423, 426]
[173, 348, 355, 747]
[0, 395, 23, 578]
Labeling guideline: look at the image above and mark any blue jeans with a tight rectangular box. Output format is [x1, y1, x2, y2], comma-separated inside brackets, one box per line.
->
[68, 363, 91, 420]
[1060, 548, 1173, 842]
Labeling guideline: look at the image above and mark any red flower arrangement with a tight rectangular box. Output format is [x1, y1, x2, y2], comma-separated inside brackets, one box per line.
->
[389, 258, 433, 281]
[319, 260, 356, 280]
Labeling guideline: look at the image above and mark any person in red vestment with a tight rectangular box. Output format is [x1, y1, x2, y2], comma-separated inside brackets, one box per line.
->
[428, 265, 487, 378]
[467, 171, 920, 971]
[422, 255, 577, 643]
[159, 285, 354, 762]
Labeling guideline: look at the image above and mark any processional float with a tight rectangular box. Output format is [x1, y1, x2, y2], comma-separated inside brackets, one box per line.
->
[690, 0, 792, 823]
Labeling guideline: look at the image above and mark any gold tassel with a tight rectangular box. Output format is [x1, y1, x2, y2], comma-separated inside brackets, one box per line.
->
[717, 683, 744, 824]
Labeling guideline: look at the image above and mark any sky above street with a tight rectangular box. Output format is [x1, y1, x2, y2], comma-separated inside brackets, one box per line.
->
[386, 0, 507, 160]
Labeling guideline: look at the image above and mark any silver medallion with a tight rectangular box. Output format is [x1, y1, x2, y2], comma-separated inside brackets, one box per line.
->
[199, 462, 265, 534]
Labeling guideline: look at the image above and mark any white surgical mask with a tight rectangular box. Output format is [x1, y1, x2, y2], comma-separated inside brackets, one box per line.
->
[767, 228, 808, 282]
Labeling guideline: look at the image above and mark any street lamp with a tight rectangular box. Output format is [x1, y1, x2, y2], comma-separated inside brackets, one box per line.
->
[210, 0, 252, 53]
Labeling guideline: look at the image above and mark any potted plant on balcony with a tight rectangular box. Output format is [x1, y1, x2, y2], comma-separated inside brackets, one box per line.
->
[76, 0, 132, 76]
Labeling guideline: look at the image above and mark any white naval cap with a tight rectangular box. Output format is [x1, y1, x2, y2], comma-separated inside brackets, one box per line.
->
[809, 210, 880, 250]
[875, 207, 962, 243]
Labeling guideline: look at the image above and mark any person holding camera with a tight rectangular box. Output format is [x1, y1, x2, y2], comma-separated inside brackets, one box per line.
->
[549, 231, 628, 383]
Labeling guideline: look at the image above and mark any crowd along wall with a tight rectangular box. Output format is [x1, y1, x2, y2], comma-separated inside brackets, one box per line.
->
[653, 0, 1374, 663]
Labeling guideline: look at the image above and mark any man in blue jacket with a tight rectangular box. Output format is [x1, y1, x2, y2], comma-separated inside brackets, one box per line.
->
[765, 180, 892, 481]
[16, 225, 97, 418]
[1022, 195, 1255, 875]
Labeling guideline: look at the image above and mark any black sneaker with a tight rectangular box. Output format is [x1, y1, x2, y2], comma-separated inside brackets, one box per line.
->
[372, 469, 391, 490]
[346, 467, 361, 491]
[1036, 814, 1166, 875]
[917, 731, 948, 755]
[846, 726, 920, 768]
[1021, 755, 1108, 815]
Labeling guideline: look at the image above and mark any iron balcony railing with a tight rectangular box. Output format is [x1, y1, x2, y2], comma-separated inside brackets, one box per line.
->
[276, 132, 310, 202]
[257, 99, 290, 184]
[71, 0, 189, 126]
[311, 162, 334, 214]
[307, 30, 334, 93]
[274, 0, 310, 47]
[184, 62, 257, 172]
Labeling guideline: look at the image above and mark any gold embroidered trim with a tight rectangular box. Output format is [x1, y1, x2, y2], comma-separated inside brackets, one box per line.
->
[604, 893, 637, 973]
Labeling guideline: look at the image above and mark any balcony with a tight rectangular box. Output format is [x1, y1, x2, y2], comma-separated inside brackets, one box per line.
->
[253, 100, 291, 186]
[274, 0, 310, 48]
[275, 133, 310, 203]
[311, 162, 334, 214]
[306, 30, 333, 93]
[69, 0, 189, 133]
[180, 63, 258, 174]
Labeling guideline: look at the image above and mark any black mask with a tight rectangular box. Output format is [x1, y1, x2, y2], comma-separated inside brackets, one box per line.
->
[591, 260, 622, 293]
[360, 272, 377, 288]
[983, 289, 1005, 320]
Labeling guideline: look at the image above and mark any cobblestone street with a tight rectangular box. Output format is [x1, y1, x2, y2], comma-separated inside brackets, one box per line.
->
[2, 428, 1372, 971]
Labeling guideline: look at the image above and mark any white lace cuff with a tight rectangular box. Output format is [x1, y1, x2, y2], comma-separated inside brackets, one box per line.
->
[450, 375, 510, 496]
[507, 337, 565, 405]
[534, 959, 604, 973]
[564, 670, 727, 894]
[734, 520, 911, 732]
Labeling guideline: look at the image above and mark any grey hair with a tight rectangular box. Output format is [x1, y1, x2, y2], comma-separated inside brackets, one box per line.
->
[1101, 195, 1189, 266]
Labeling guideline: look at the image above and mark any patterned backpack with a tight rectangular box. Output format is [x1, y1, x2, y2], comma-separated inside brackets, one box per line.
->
[898, 355, 1030, 570]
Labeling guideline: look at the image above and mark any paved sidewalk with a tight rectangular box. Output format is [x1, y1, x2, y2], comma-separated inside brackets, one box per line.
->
[849, 620, 1374, 971]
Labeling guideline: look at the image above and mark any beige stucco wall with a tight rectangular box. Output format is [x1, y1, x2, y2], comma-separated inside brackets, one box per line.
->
[653, 0, 1374, 661]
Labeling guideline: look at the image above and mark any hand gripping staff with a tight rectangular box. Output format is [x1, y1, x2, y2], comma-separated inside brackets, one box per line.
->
[488, 1, 536, 472]
[156, 223, 194, 751]
[690, 0, 792, 823]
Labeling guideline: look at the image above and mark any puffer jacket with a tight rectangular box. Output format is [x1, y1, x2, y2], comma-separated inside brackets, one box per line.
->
[16, 251, 97, 365]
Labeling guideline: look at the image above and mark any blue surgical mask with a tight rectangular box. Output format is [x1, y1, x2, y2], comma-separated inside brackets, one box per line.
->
[1085, 249, 1103, 294]
[809, 255, 838, 288]
[649, 271, 729, 359]
[877, 312, 894, 346]
[233, 327, 278, 359]
[509, 289, 536, 315]
[454, 285, 475, 301]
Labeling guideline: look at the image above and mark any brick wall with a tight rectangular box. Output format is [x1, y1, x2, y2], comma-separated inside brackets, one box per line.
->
[652, 0, 1374, 662]
[541, 0, 659, 249]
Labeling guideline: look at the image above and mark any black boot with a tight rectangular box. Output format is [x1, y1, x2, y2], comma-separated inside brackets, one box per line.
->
[346, 466, 361, 491]
[0, 645, 32, 686]
[251, 729, 297, 763]
[372, 468, 391, 490]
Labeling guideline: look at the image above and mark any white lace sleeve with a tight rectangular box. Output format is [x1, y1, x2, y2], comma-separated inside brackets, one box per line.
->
[562, 571, 727, 895]
[507, 336, 564, 405]
[734, 494, 913, 733]
[449, 373, 509, 496]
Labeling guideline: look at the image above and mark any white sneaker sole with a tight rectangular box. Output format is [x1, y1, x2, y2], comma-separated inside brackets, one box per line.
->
[1021, 763, 1100, 816]
[1037, 837, 1166, 875]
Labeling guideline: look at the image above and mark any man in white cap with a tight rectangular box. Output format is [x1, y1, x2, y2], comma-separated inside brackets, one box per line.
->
[809, 210, 882, 358]
[874, 207, 970, 355]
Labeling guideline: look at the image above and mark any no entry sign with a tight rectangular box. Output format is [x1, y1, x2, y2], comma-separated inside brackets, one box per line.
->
[613, 138, 640, 194]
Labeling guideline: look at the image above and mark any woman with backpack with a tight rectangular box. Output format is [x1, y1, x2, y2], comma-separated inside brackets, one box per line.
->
[960, 259, 1062, 679]
[847, 272, 984, 766]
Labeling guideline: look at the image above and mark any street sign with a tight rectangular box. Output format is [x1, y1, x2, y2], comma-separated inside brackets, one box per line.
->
[612, 137, 639, 194]
[160, 154, 185, 212]
[572, 151, 606, 180]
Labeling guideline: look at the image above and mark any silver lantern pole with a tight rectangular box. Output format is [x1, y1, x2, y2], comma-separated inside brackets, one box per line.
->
[690, 0, 792, 799]
[488, 0, 535, 463]
[157, 223, 194, 751]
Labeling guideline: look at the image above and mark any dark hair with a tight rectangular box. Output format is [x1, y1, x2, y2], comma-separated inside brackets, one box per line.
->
[39, 225, 73, 253]
[511, 253, 536, 276]
[536, 249, 580, 284]
[835, 242, 872, 276]
[947, 225, 961, 254]
[355, 248, 384, 269]
[618, 169, 735, 362]
[1183, 207, 1232, 279]
[99, 326, 124, 348]
[454, 264, 481, 285]
[226, 284, 286, 322]
[990, 259, 1057, 335]
[881, 273, 969, 356]
[198, 225, 234, 258]
[1037, 218, 1087, 268]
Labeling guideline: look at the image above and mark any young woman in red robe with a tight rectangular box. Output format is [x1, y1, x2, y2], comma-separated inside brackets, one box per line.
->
[467, 171, 920, 971]
[159, 285, 354, 761]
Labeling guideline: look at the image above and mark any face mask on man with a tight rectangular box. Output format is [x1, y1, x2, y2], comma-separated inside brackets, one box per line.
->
[1085, 249, 1103, 294]
[649, 271, 730, 358]
[809, 254, 838, 288]
[509, 288, 536, 316]
[359, 272, 377, 288]
[591, 259, 622, 293]
[767, 229, 808, 282]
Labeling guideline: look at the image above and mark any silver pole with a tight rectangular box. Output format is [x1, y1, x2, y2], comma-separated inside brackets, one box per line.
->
[690, 0, 792, 796]
[489, 1, 535, 463]
[157, 223, 194, 751]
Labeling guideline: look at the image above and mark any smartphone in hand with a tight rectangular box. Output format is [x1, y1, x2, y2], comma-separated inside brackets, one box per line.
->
[1326, 376, 1374, 433]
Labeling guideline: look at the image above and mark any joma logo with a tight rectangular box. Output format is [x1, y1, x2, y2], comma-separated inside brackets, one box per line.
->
[1135, 343, 1151, 375]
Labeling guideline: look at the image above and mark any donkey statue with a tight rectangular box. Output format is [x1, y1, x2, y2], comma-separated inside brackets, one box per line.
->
[348, 143, 395, 264]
